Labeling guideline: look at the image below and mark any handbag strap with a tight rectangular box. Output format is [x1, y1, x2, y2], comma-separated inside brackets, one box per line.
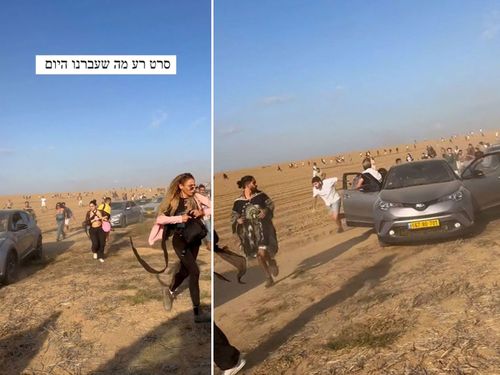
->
[130, 233, 168, 274]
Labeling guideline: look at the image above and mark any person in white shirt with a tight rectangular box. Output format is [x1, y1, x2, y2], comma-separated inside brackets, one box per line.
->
[312, 162, 321, 178]
[354, 158, 382, 191]
[40, 196, 47, 212]
[312, 176, 344, 233]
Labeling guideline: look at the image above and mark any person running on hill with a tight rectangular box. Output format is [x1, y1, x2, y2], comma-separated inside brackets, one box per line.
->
[231, 176, 279, 288]
[312, 176, 344, 233]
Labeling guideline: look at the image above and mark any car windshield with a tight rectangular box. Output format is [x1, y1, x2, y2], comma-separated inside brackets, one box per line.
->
[136, 199, 151, 205]
[153, 197, 163, 203]
[384, 161, 456, 190]
[0, 212, 8, 232]
[110, 202, 126, 210]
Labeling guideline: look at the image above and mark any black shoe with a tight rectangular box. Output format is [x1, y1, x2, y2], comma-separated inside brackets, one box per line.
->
[194, 311, 211, 323]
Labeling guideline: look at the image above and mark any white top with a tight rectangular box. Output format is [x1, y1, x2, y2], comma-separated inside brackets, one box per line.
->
[41, 198, 47, 206]
[364, 167, 382, 182]
[312, 165, 321, 177]
[313, 177, 340, 206]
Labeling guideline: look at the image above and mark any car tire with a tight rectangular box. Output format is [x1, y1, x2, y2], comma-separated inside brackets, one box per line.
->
[1, 250, 18, 285]
[33, 236, 43, 260]
[377, 236, 390, 248]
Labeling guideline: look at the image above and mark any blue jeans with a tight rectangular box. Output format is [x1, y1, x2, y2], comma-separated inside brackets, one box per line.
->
[56, 220, 65, 240]
[202, 218, 211, 244]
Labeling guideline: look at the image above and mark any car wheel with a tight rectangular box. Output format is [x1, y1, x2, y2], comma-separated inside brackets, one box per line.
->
[377, 236, 390, 248]
[1, 251, 18, 285]
[33, 236, 43, 260]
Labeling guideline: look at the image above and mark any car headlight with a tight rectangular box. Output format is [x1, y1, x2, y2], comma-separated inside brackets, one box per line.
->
[438, 189, 464, 202]
[377, 200, 403, 211]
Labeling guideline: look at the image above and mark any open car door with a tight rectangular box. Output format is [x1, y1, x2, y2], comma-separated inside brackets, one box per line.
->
[342, 172, 379, 227]
[461, 150, 500, 211]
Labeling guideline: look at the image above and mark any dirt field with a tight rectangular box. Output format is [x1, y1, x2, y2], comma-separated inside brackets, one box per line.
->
[0, 192, 211, 375]
[214, 132, 500, 374]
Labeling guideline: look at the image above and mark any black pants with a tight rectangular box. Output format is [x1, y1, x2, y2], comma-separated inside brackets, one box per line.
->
[170, 234, 201, 307]
[89, 226, 105, 259]
[214, 324, 240, 370]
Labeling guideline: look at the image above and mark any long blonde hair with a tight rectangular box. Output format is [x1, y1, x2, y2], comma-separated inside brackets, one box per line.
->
[159, 173, 198, 216]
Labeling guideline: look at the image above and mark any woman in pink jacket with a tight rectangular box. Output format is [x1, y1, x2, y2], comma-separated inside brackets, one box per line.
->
[149, 173, 210, 323]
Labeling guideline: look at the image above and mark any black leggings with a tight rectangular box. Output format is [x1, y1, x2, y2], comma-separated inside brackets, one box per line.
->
[170, 234, 201, 307]
[89, 226, 105, 259]
[214, 324, 240, 370]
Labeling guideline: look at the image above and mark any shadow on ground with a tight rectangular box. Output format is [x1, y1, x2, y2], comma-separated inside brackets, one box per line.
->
[0, 312, 62, 374]
[90, 310, 210, 375]
[14, 240, 75, 283]
[244, 254, 397, 370]
[215, 230, 372, 307]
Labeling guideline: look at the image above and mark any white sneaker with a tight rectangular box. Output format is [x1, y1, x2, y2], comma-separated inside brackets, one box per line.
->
[223, 357, 246, 375]
[93, 253, 98, 259]
[99, 258, 104, 263]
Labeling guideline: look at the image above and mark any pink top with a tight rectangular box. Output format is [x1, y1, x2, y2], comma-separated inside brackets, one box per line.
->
[148, 193, 211, 245]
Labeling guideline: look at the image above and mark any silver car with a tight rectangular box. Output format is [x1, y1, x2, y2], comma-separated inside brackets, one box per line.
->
[109, 201, 144, 228]
[140, 196, 163, 218]
[343, 147, 500, 244]
[0, 210, 43, 284]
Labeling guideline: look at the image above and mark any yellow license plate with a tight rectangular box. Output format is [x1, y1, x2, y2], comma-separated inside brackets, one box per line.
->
[408, 219, 440, 229]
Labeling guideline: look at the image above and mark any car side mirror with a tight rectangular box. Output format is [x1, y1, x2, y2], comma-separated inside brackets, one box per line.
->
[15, 223, 28, 231]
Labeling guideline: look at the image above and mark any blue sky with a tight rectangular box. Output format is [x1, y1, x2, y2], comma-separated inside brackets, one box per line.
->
[215, 0, 500, 171]
[0, 0, 210, 195]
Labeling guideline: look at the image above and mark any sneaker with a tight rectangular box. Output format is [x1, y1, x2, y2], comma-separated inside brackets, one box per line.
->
[264, 277, 274, 288]
[194, 310, 211, 323]
[269, 259, 279, 277]
[162, 288, 175, 311]
[93, 253, 98, 259]
[223, 357, 246, 375]
[99, 258, 104, 263]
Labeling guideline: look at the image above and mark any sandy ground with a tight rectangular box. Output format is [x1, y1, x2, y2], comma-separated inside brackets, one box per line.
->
[214, 132, 500, 374]
[0, 192, 211, 375]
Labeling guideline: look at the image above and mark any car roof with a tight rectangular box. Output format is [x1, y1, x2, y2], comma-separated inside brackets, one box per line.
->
[485, 144, 500, 154]
[0, 209, 20, 214]
[389, 158, 448, 171]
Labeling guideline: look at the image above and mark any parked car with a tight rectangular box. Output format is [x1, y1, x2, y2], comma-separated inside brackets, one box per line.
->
[0, 209, 43, 285]
[141, 196, 163, 218]
[134, 198, 152, 212]
[109, 201, 143, 228]
[343, 147, 500, 245]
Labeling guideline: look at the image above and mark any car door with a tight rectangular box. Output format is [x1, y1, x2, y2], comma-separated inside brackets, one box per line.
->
[124, 201, 133, 221]
[461, 151, 500, 210]
[9, 212, 31, 257]
[19, 212, 36, 251]
[130, 201, 140, 222]
[342, 173, 379, 226]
